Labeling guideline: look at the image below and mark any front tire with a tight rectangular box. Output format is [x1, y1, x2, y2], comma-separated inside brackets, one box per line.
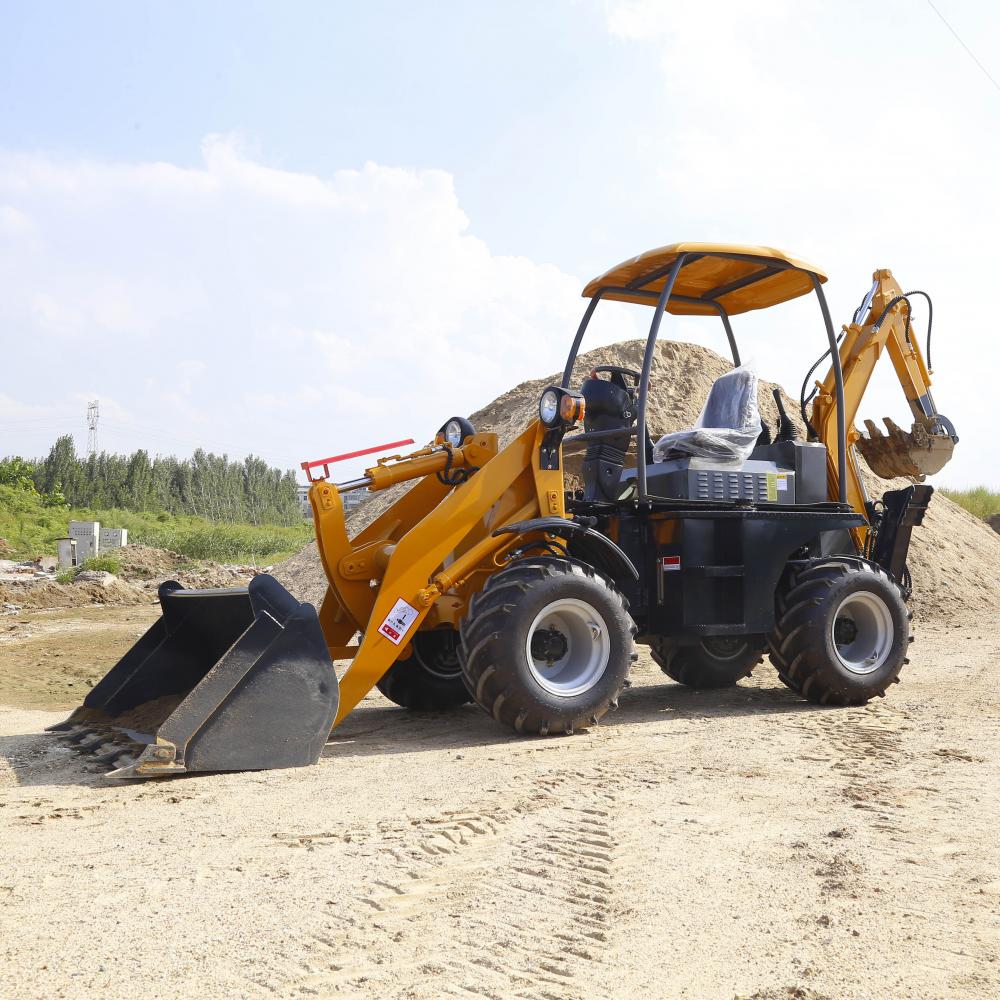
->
[376, 628, 472, 710]
[459, 558, 636, 735]
[650, 636, 764, 688]
[769, 560, 909, 705]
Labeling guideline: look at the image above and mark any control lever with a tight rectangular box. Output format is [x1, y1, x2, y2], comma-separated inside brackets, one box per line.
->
[773, 388, 799, 442]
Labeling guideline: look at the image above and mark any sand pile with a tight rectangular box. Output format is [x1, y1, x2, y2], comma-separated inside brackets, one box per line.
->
[273, 339, 1000, 622]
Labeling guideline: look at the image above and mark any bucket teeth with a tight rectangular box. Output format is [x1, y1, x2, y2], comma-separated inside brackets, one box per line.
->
[63, 726, 99, 745]
[77, 733, 114, 752]
[95, 749, 138, 771]
[51, 720, 147, 774]
[49, 574, 339, 779]
[856, 416, 953, 481]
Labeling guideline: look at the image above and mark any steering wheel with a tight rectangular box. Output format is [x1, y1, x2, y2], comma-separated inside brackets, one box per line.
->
[589, 365, 641, 386]
[586, 366, 652, 462]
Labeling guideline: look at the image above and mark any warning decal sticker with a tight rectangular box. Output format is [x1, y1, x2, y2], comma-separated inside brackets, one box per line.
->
[377, 598, 420, 645]
[661, 555, 681, 572]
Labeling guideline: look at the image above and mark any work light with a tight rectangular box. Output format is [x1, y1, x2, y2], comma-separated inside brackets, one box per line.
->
[436, 416, 475, 447]
[538, 387, 585, 428]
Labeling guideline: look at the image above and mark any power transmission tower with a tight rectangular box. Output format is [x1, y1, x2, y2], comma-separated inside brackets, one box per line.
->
[87, 400, 100, 456]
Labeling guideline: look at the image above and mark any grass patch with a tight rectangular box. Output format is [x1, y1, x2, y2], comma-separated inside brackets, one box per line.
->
[79, 555, 121, 575]
[940, 487, 1000, 521]
[0, 485, 312, 564]
[133, 521, 312, 564]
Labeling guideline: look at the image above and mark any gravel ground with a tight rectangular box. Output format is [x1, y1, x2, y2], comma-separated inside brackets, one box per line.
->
[2, 615, 998, 1000]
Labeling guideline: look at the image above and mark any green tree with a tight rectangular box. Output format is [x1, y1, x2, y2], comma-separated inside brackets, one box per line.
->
[0, 457, 37, 492]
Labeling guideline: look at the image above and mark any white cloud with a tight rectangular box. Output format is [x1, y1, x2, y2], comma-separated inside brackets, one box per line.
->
[601, 0, 1000, 488]
[0, 138, 587, 476]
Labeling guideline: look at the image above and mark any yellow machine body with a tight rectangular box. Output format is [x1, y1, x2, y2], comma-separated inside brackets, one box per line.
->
[53, 241, 957, 775]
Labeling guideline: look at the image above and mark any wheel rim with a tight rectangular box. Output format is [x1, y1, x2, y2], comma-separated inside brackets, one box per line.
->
[525, 598, 611, 697]
[831, 591, 894, 675]
[411, 630, 462, 680]
[700, 637, 749, 662]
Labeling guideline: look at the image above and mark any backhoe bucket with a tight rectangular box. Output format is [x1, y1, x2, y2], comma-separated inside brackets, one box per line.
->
[49, 574, 338, 778]
[856, 417, 956, 481]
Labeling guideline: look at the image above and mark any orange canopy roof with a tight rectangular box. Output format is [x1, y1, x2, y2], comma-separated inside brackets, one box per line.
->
[582, 242, 827, 316]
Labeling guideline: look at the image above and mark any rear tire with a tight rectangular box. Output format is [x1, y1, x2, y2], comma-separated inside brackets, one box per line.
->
[376, 628, 472, 710]
[459, 557, 636, 735]
[649, 636, 764, 688]
[769, 560, 909, 705]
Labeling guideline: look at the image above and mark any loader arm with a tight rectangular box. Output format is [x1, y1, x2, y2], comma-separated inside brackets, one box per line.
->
[810, 269, 957, 547]
[308, 423, 568, 726]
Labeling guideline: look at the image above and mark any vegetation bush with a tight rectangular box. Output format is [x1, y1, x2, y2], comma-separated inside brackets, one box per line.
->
[78, 555, 121, 575]
[940, 487, 1000, 520]
[0, 482, 311, 564]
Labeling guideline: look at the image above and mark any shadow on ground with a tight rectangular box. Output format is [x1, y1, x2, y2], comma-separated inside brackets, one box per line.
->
[321, 678, 817, 761]
[2, 678, 819, 788]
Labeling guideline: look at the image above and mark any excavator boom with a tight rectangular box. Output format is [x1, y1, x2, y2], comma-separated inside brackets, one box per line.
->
[811, 269, 957, 531]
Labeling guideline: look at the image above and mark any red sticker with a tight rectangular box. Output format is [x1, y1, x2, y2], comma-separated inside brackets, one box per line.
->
[661, 555, 681, 572]
[377, 598, 419, 646]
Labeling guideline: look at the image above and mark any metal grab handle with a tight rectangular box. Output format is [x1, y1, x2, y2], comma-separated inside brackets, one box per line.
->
[301, 438, 415, 482]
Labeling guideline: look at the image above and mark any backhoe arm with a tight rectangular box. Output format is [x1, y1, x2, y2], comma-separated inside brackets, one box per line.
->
[810, 269, 957, 542]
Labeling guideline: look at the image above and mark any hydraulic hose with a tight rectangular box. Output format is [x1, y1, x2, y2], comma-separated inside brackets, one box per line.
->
[872, 290, 934, 369]
[799, 332, 845, 440]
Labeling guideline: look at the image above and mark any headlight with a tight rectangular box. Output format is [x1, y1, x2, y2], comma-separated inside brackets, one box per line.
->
[539, 389, 561, 425]
[435, 415, 475, 447]
[538, 387, 585, 428]
[444, 419, 464, 447]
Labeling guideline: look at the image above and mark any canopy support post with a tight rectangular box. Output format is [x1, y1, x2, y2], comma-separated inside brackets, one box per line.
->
[811, 274, 847, 504]
[637, 254, 688, 502]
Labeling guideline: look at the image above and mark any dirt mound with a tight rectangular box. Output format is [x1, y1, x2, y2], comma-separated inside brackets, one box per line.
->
[116, 544, 197, 580]
[273, 339, 1000, 622]
[271, 540, 328, 610]
[0, 545, 258, 613]
[116, 544, 257, 589]
[0, 579, 148, 611]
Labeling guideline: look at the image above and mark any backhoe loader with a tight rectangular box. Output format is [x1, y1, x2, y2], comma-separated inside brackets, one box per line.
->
[52, 242, 958, 777]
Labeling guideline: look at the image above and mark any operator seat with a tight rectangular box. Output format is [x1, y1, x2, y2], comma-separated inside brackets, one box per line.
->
[652, 367, 762, 466]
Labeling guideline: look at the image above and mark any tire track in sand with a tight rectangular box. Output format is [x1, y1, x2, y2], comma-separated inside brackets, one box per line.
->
[277, 764, 626, 999]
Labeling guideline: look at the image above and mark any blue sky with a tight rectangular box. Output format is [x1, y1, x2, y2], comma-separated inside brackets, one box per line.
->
[1, 0, 998, 486]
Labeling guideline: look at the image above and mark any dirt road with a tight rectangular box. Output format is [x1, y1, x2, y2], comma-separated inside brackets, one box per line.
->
[2, 608, 998, 999]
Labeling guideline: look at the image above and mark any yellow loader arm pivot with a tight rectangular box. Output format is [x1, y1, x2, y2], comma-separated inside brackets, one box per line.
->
[308, 424, 569, 724]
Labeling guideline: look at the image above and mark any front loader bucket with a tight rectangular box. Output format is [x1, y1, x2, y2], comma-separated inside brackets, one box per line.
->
[48, 574, 338, 778]
[856, 417, 956, 481]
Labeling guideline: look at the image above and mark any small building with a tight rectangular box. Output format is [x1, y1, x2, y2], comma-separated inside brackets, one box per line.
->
[56, 538, 77, 570]
[62, 520, 128, 568]
[342, 491, 368, 515]
[296, 485, 311, 518]
[297, 484, 368, 519]
[68, 521, 100, 561]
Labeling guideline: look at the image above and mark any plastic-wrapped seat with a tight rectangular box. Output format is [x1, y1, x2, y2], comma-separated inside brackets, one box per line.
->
[653, 366, 762, 467]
